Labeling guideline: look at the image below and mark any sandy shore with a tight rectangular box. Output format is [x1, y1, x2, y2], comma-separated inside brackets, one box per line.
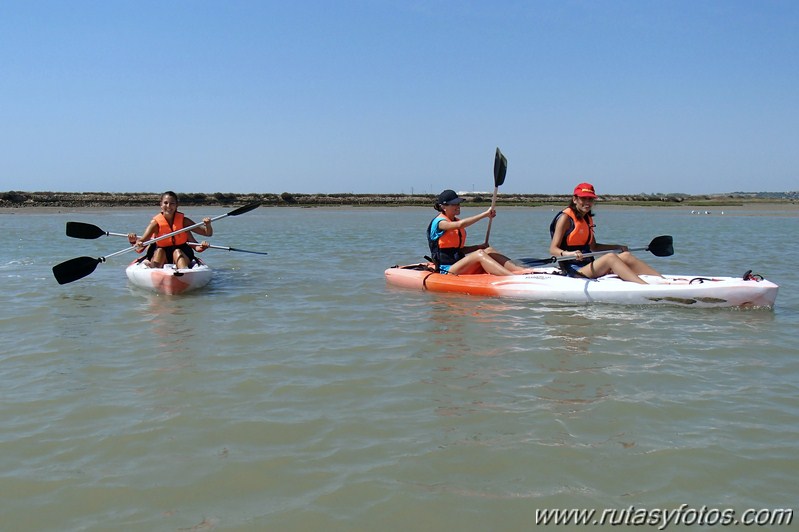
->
[2, 191, 797, 210]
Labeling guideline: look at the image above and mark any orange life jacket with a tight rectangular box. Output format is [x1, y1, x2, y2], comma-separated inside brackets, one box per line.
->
[427, 214, 466, 269]
[153, 211, 189, 247]
[551, 207, 593, 251]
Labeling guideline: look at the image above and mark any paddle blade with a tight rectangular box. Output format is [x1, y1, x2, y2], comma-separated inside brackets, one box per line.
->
[52, 256, 102, 285]
[228, 202, 261, 217]
[66, 222, 107, 239]
[493, 148, 507, 187]
[647, 235, 674, 257]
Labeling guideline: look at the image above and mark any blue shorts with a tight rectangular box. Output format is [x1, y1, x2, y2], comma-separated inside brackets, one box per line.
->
[561, 261, 591, 278]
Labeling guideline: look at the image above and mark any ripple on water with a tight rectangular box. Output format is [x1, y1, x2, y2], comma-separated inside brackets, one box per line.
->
[1, 208, 798, 530]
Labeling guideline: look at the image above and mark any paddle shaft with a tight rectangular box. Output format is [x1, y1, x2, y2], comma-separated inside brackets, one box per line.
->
[519, 235, 673, 267]
[484, 185, 499, 245]
[69, 226, 267, 255]
[98, 204, 259, 262]
[560, 245, 647, 262]
[520, 236, 677, 267]
[522, 246, 647, 267]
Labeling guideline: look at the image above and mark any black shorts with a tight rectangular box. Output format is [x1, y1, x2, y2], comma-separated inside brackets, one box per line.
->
[145, 243, 196, 264]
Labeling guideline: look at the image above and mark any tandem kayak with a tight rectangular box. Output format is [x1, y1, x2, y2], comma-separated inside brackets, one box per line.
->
[384, 263, 778, 308]
[125, 259, 212, 295]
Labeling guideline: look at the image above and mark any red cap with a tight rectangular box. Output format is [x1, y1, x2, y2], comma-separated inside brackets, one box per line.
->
[573, 182, 597, 198]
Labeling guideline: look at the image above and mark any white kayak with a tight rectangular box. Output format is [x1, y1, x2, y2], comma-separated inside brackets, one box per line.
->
[385, 264, 778, 309]
[125, 259, 212, 295]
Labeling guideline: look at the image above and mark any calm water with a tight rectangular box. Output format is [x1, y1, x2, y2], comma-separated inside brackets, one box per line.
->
[1, 205, 797, 531]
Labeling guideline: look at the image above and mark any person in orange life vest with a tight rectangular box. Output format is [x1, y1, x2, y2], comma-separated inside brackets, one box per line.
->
[549, 182, 662, 284]
[126, 191, 212, 269]
[428, 189, 530, 275]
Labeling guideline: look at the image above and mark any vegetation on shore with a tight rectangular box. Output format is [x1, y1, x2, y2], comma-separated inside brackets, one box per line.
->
[2, 190, 796, 209]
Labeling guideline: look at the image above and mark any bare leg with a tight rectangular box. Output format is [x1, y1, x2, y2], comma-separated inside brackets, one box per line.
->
[618, 251, 662, 277]
[580, 254, 648, 284]
[448, 249, 517, 276]
[483, 247, 533, 273]
[151, 248, 166, 269]
[174, 249, 190, 269]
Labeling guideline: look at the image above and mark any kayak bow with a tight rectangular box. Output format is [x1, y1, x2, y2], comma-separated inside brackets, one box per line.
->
[125, 259, 212, 295]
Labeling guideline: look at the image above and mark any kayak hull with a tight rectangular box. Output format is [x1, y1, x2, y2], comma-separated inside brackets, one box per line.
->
[385, 264, 778, 309]
[125, 260, 212, 295]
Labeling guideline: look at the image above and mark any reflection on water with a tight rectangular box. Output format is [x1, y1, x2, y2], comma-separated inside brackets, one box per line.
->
[131, 291, 197, 349]
[536, 311, 612, 422]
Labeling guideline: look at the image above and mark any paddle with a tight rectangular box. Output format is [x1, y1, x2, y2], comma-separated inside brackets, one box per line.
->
[53, 202, 261, 284]
[519, 235, 674, 267]
[65, 221, 120, 240]
[197, 244, 268, 255]
[484, 147, 507, 245]
[65, 221, 268, 255]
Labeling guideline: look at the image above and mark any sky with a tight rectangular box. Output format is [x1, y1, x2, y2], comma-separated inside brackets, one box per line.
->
[1, 0, 797, 195]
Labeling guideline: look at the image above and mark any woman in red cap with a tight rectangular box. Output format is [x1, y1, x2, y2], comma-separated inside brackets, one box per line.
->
[549, 183, 662, 284]
[428, 189, 530, 275]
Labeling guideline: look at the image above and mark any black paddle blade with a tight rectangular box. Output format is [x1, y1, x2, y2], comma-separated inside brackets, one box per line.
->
[228, 202, 261, 216]
[66, 222, 106, 239]
[493, 148, 507, 187]
[52, 256, 102, 285]
[647, 235, 674, 257]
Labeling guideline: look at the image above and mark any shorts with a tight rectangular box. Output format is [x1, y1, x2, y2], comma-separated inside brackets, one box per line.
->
[146, 243, 196, 264]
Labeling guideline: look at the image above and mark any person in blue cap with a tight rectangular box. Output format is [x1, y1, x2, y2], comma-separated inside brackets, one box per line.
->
[427, 189, 529, 275]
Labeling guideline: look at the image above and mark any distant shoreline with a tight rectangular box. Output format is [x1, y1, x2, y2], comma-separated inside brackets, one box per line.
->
[1, 190, 797, 209]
